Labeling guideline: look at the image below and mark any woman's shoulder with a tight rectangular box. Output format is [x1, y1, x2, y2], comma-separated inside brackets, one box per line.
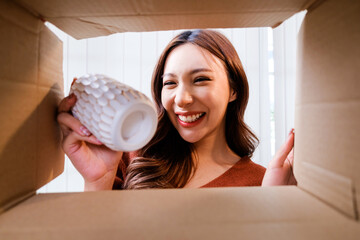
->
[237, 156, 266, 172]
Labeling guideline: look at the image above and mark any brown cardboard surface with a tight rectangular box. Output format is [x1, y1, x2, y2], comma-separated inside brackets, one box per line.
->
[0, 0, 360, 238]
[294, 0, 360, 219]
[0, 187, 359, 239]
[15, 0, 316, 39]
[0, 0, 64, 212]
[36, 25, 64, 191]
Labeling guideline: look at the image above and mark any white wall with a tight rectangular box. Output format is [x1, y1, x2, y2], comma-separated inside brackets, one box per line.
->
[38, 12, 305, 193]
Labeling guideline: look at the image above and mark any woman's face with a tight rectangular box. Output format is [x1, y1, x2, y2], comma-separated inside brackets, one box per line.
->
[161, 43, 235, 144]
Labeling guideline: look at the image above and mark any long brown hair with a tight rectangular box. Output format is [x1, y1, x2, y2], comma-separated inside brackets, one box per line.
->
[123, 29, 258, 189]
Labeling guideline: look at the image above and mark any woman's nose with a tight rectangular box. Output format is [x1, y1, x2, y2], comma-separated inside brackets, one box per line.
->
[174, 85, 193, 108]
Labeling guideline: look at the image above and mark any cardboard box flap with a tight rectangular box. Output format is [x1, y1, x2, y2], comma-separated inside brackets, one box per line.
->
[299, 162, 356, 218]
[0, 0, 64, 213]
[15, 0, 317, 39]
[1, 187, 359, 239]
[294, 0, 360, 220]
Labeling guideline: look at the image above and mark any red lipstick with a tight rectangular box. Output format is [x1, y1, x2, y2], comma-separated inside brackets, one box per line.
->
[176, 112, 205, 128]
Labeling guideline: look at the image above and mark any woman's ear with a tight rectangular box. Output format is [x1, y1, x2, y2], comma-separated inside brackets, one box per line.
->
[229, 89, 237, 102]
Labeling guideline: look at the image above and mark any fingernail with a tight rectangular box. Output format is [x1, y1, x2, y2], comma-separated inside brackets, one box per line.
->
[68, 93, 75, 100]
[71, 78, 78, 87]
[288, 128, 294, 136]
[80, 125, 91, 136]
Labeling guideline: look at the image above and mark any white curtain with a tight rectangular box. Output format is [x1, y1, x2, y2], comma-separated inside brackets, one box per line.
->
[38, 12, 305, 193]
[273, 11, 306, 150]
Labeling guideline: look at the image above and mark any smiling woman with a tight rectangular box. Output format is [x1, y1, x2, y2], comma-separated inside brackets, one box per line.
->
[119, 30, 263, 189]
[56, 29, 296, 191]
[40, 12, 305, 192]
[113, 30, 293, 189]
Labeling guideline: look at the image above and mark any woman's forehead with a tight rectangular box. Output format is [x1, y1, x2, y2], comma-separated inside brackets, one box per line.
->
[164, 43, 224, 75]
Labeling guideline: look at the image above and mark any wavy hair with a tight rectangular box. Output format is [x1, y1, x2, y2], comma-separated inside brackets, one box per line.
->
[123, 29, 258, 189]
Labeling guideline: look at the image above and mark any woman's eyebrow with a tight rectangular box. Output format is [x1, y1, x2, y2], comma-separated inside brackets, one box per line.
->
[162, 68, 213, 79]
[161, 73, 176, 79]
[190, 68, 213, 75]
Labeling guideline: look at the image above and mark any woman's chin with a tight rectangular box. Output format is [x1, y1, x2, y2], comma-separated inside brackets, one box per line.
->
[179, 133, 202, 143]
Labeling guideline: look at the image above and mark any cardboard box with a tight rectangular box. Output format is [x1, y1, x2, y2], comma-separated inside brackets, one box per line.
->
[0, 0, 359, 239]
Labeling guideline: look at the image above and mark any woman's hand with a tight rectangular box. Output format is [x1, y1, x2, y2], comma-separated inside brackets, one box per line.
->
[57, 93, 123, 191]
[262, 129, 297, 186]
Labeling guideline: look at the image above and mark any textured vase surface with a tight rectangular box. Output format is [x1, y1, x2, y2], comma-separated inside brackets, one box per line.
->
[70, 74, 157, 151]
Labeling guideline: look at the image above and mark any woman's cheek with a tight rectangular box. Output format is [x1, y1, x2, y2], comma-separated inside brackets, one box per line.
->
[161, 91, 167, 108]
[161, 92, 172, 112]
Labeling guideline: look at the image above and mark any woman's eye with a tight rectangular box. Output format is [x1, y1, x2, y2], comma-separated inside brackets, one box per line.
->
[194, 77, 210, 83]
[163, 81, 176, 86]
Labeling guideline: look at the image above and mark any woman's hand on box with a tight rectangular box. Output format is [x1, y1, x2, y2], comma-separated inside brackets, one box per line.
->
[261, 129, 297, 186]
[57, 93, 123, 191]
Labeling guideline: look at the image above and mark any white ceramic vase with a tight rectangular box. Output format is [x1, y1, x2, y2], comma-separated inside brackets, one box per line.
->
[70, 74, 158, 151]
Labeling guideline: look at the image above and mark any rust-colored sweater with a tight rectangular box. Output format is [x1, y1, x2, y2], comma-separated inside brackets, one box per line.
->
[113, 152, 266, 189]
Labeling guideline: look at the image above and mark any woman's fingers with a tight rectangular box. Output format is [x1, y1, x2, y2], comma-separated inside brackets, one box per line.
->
[71, 77, 78, 87]
[262, 129, 297, 186]
[62, 131, 102, 161]
[62, 132, 102, 172]
[270, 129, 295, 168]
[58, 93, 77, 113]
[57, 92, 103, 149]
[57, 93, 91, 138]
[57, 112, 92, 138]
[286, 148, 294, 166]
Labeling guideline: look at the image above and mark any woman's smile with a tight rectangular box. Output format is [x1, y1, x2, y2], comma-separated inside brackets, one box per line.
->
[177, 112, 206, 127]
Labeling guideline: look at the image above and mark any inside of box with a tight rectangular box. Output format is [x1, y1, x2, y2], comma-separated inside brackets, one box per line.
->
[0, 0, 359, 225]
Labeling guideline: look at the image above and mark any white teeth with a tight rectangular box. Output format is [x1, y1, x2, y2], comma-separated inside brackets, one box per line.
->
[178, 113, 204, 123]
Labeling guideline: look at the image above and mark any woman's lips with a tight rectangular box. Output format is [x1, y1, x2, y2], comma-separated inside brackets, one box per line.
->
[176, 112, 205, 128]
